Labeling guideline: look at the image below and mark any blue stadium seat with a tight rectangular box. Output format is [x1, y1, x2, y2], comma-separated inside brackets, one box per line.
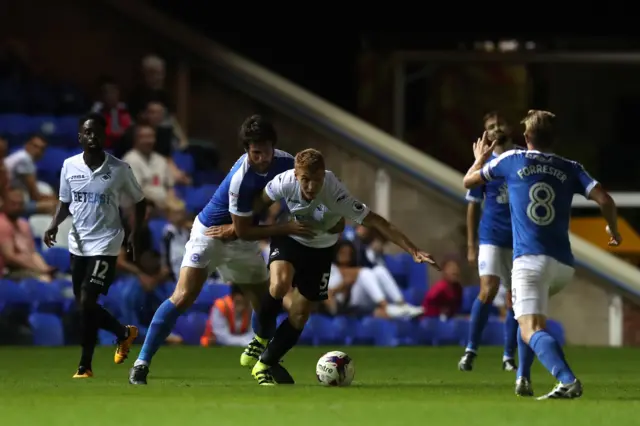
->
[172, 151, 195, 175]
[402, 287, 425, 306]
[0, 280, 31, 314]
[481, 317, 504, 346]
[384, 254, 409, 288]
[154, 281, 176, 302]
[29, 313, 64, 346]
[184, 184, 219, 214]
[308, 315, 343, 345]
[360, 317, 400, 347]
[42, 247, 71, 273]
[175, 311, 208, 345]
[20, 278, 64, 314]
[417, 317, 438, 345]
[547, 319, 566, 346]
[194, 170, 225, 186]
[52, 278, 75, 311]
[342, 317, 372, 345]
[98, 329, 115, 346]
[395, 318, 420, 345]
[461, 285, 480, 314]
[147, 218, 167, 252]
[432, 318, 466, 346]
[36, 147, 70, 188]
[28, 115, 56, 135]
[408, 261, 428, 290]
[0, 114, 30, 135]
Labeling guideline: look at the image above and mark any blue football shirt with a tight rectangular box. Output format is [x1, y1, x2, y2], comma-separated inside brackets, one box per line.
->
[481, 150, 598, 266]
[197, 149, 294, 227]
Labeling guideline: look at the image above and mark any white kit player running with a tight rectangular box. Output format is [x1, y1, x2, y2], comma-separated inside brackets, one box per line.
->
[129, 115, 311, 385]
[248, 148, 441, 385]
[463, 110, 621, 400]
[43, 112, 146, 378]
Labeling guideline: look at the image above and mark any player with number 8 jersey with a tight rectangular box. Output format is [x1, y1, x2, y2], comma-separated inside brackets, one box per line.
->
[43, 113, 147, 379]
[464, 110, 621, 400]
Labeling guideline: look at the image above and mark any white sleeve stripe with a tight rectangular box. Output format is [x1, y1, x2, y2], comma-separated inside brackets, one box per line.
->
[465, 194, 483, 203]
[229, 209, 253, 217]
[481, 165, 493, 181]
[585, 180, 599, 198]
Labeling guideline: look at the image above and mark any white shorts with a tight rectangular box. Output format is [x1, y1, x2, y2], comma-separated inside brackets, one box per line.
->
[478, 244, 513, 289]
[511, 255, 574, 319]
[181, 217, 269, 284]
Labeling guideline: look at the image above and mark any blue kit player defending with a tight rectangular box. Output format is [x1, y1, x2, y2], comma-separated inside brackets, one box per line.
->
[129, 115, 313, 385]
[460, 112, 519, 372]
[464, 110, 621, 399]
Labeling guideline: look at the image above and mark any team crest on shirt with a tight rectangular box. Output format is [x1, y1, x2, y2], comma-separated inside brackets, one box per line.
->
[496, 183, 509, 204]
[479, 261, 486, 271]
[191, 253, 200, 263]
[101, 173, 111, 182]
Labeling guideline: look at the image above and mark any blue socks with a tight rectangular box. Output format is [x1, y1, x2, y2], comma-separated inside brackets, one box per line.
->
[503, 308, 518, 359]
[466, 298, 491, 352]
[136, 300, 183, 366]
[516, 326, 534, 379]
[528, 330, 576, 385]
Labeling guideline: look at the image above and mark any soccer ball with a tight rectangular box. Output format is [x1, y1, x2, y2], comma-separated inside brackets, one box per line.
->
[316, 351, 355, 386]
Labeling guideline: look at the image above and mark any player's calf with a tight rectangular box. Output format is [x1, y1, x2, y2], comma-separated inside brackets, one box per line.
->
[460, 274, 501, 371]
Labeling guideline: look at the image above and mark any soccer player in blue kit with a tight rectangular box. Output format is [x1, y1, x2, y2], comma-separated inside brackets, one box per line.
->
[129, 115, 313, 385]
[460, 112, 519, 372]
[463, 110, 621, 399]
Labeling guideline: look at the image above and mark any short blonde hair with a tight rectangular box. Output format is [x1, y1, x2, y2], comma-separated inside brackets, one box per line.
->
[295, 148, 325, 173]
[521, 109, 556, 148]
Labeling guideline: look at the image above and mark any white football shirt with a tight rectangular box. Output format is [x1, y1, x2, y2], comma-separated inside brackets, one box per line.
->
[59, 153, 145, 257]
[264, 169, 370, 248]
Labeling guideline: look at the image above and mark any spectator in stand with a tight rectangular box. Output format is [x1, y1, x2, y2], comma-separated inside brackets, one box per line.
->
[0, 136, 9, 203]
[0, 189, 55, 281]
[422, 257, 463, 319]
[128, 55, 189, 150]
[200, 285, 253, 347]
[117, 100, 191, 185]
[161, 199, 191, 281]
[4, 134, 56, 215]
[326, 240, 423, 318]
[123, 124, 178, 210]
[90, 77, 132, 151]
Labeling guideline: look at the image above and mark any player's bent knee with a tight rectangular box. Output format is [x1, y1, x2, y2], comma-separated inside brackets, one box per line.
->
[478, 275, 500, 302]
[269, 261, 294, 298]
[170, 266, 208, 309]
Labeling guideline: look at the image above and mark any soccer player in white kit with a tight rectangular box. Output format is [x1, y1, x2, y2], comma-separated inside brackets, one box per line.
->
[247, 149, 441, 385]
[464, 111, 621, 399]
[43, 113, 147, 378]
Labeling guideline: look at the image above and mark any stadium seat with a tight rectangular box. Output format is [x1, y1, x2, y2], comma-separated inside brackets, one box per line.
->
[28, 115, 57, 135]
[175, 311, 208, 345]
[0, 113, 30, 135]
[402, 287, 425, 306]
[407, 261, 428, 290]
[147, 218, 168, 252]
[343, 317, 372, 345]
[29, 313, 64, 346]
[194, 170, 225, 186]
[42, 247, 71, 273]
[432, 318, 463, 346]
[0, 280, 31, 317]
[98, 329, 115, 346]
[20, 278, 65, 315]
[384, 254, 409, 288]
[461, 285, 480, 315]
[395, 318, 420, 345]
[360, 317, 400, 347]
[417, 317, 438, 345]
[50, 115, 80, 146]
[36, 146, 70, 188]
[172, 151, 195, 175]
[308, 315, 343, 345]
[481, 317, 504, 346]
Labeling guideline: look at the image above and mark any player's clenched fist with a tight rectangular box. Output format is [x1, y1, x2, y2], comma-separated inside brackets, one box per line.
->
[43, 226, 58, 248]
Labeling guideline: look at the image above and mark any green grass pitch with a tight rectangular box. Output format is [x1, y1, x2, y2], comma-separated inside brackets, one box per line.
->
[0, 345, 638, 426]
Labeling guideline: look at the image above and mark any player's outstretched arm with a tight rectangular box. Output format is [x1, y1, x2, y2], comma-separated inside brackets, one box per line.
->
[588, 184, 622, 246]
[362, 211, 440, 270]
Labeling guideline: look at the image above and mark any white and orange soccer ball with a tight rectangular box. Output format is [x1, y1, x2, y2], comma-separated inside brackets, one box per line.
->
[315, 351, 355, 387]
